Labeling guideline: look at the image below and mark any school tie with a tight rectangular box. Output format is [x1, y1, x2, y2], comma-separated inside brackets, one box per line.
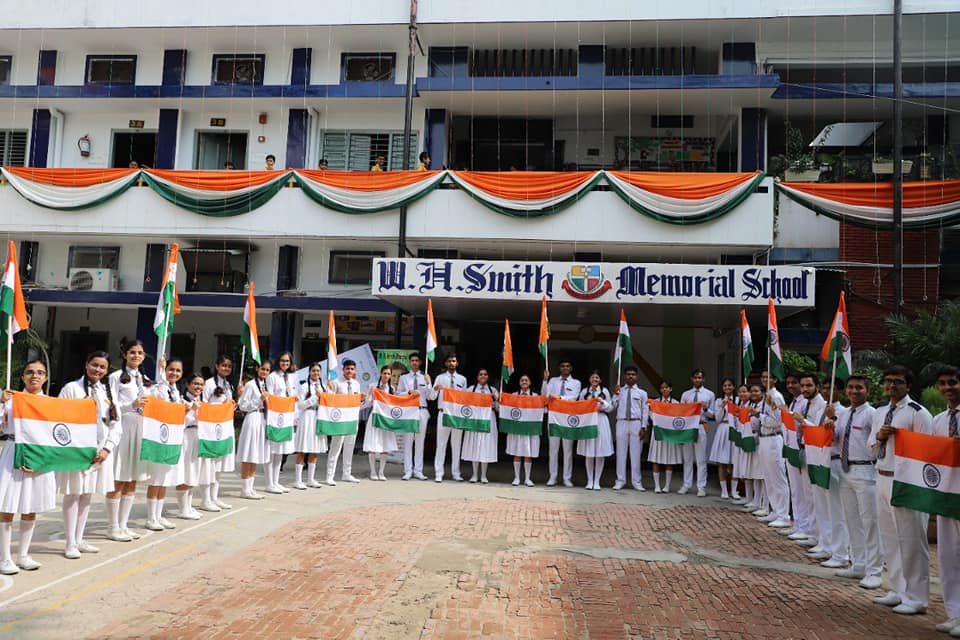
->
[560, 378, 567, 397]
[841, 407, 855, 472]
[879, 403, 896, 459]
[949, 408, 958, 438]
[168, 387, 175, 402]
[626, 386, 633, 419]
[693, 389, 699, 402]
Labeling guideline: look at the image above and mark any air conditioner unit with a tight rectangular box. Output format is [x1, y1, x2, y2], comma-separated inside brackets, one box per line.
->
[68, 268, 117, 292]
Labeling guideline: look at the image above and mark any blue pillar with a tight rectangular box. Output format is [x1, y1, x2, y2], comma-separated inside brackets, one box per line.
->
[161, 50, 187, 86]
[29, 109, 51, 167]
[290, 48, 312, 86]
[136, 306, 159, 368]
[37, 50, 57, 85]
[269, 312, 299, 360]
[740, 108, 767, 172]
[156, 108, 179, 169]
[424, 109, 446, 169]
[285, 109, 308, 169]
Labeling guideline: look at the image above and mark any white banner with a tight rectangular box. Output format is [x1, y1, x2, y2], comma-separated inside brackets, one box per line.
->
[295, 343, 379, 393]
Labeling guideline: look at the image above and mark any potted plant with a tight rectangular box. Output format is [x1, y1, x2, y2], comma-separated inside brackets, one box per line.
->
[871, 156, 914, 175]
[780, 122, 821, 181]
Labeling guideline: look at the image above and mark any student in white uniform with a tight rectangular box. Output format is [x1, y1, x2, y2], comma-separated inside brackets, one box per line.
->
[396, 353, 431, 481]
[293, 363, 327, 489]
[730, 385, 750, 505]
[930, 366, 960, 635]
[612, 366, 647, 491]
[264, 352, 298, 493]
[0, 360, 56, 574]
[461, 369, 499, 484]
[738, 385, 766, 512]
[199, 355, 236, 512]
[578, 371, 614, 491]
[815, 380, 850, 567]
[648, 380, 682, 493]
[237, 361, 270, 498]
[105, 338, 150, 542]
[708, 378, 737, 499]
[363, 366, 399, 481]
[679, 369, 716, 497]
[174, 373, 205, 519]
[326, 359, 362, 485]
[506, 374, 539, 487]
[783, 372, 817, 543]
[58, 351, 122, 559]
[143, 357, 187, 532]
[823, 374, 882, 589]
[868, 365, 933, 616]
[430, 353, 468, 483]
[543, 359, 582, 487]
[755, 371, 791, 529]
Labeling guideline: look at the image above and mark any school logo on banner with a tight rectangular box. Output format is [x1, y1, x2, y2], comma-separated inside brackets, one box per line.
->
[562, 264, 612, 300]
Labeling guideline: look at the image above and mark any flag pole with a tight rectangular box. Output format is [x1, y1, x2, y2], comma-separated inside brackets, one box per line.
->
[238, 344, 246, 389]
[5, 315, 11, 390]
[828, 349, 838, 405]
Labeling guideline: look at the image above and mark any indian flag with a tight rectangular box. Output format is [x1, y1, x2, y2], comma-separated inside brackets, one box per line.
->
[781, 409, 802, 468]
[242, 283, 261, 365]
[891, 430, 960, 520]
[727, 401, 743, 449]
[265, 394, 296, 442]
[741, 309, 753, 381]
[426, 299, 438, 364]
[498, 393, 545, 436]
[613, 308, 633, 372]
[12, 393, 98, 472]
[197, 401, 236, 458]
[767, 298, 784, 382]
[547, 397, 599, 440]
[441, 388, 493, 432]
[370, 388, 421, 433]
[650, 400, 702, 444]
[153, 243, 181, 347]
[738, 405, 757, 453]
[316, 392, 362, 436]
[140, 397, 186, 466]
[327, 309, 338, 383]
[821, 292, 852, 381]
[804, 424, 835, 489]
[1, 240, 29, 335]
[538, 296, 550, 360]
[501, 319, 514, 384]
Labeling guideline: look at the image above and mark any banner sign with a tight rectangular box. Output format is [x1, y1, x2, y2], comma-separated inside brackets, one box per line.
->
[373, 259, 814, 306]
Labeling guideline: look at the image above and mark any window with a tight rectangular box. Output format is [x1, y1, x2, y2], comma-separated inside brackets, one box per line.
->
[19, 241, 38, 283]
[342, 53, 395, 82]
[85, 55, 137, 85]
[318, 130, 418, 171]
[212, 54, 265, 85]
[329, 251, 384, 286]
[0, 130, 28, 166]
[180, 247, 248, 293]
[0, 57, 11, 85]
[68, 246, 120, 270]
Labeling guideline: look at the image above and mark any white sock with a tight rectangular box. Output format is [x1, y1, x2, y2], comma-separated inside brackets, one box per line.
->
[379, 456, 387, 476]
[18, 520, 35, 559]
[295, 464, 304, 484]
[480, 462, 488, 481]
[720, 480, 729, 498]
[178, 490, 189, 513]
[264, 460, 275, 489]
[106, 497, 120, 531]
[665, 469, 673, 491]
[212, 476, 222, 500]
[585, 458, 595, 487]
[272, 456, 283, 486]
[653, 471, 662, 491]
[594, 458, 604, 484]
[119, 495, 135, 530]
[513, 460, 521, 481]
[745, 481, 754, 504]
[524, 461, 532, 482]
[157, 499, 165, 521]
[76, 495, 92, 544]
[472, 461, 479, 478]
[0, 522, 12, 563]
[62, 495, 80, 548]
[307, 462, 316, 482]
[146, 498, 157, 522]
[369, 453, 377, 476]
[201, 484, 212, 503]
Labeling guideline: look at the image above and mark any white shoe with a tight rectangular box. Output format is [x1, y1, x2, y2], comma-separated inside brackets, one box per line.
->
[742, 502, 757, 510]
[787, 532, 808, 540]
[481, 477, 489, 484]
[214, 498, 233, 509]
[696, 488, 706, 497]
[820, 558, 848, 569]
[16, 555, 41, 571]
[125, 528, 142, 540]
[145, 520, 164, 532]
[434, 477, 442, 483]
[654, 487, 663, 494]
[198, 500, 221, 513]
[808, 551, 831, 560]
[77, 541, 100, 554]
[807, 545, 825, 554]
[414, 473, 428, 481]
[378, 472, 387, 481]
[307, 479, 323, 488]
[563, 480, 574, 488]
[859, 575, 883, 590]
[370, 474, 380, 481]
[402, 473, 412, 481]
[935, 618, 960, 633]
[524, 479, 534, 487]
[777, 528, 797, 536]
[950, 627, 960, 639]
[159, 517, 176, 530]
[178, 509, 202, 519]
[344, 475, 360, 483]
[720, 494, 730, 500]
[452, 476, 464, 482]
[512, 478, 521, 486]
[758, 513, 778, 523]
[469, 476, 478, 483]
[768, 519, 792, 528]
[892, 603, 925, 615]
[107, 528, 133, 542]
[64, 545, 81, 560]
[835, 568, 865, 579]
[593, 484, 602, 491]
[751, 509, 769, 517]
[613, 483, 624, 491]
[677, 486, 690, 495]
[731, 493, 742, 500]
[731, 497, 747, 505]
[635, 485, 646, 492]
[796, 537, 819, 547]
[326, 478, 338, 486]
[0, 559, 19, 575]
[294, 482, 307, 490]
[265, 486, 284, 494]
[546, 477, 558, 486]
[873, 592, 902, 607]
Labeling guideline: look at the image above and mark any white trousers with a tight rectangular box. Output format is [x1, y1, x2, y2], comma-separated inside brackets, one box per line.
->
[757, 435, 791, 520]
[876, 474, 930, 609]
[326, 435, 356, 481]
[434, 421, 463, 480]
[787, 463, 816, 537]
[938, 515, 960, 619]
[681, 425, 708, 490]
[548, 436, 574, 483]
[403, 408, 429, 477]
[615, 419, 644, 487]
[810, 463, 849, 561]
[837, 466, 882, 576]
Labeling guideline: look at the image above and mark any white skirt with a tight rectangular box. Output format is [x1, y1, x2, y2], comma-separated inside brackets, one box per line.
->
[733, 447, 761, 480]
[709, 421, 734, 465]
[198, 447, 236, 484]
[505, 434, 540, 458]
[647, 436, 682, 465]
[114, 412, 150, 482]
[237, 413, 269, 465]
[577, 414, 614, 457]
[57, 460, 115, 496]
[0, 442, 57, 514]
[294, 409, 328, 454]
[362, 424, 398, 453]
[148, 457, 184, 487]
[461, 416, 499, 463]
[178, 428, 201, 486]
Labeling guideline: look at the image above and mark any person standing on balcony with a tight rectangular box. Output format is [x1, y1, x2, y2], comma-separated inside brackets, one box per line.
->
[264, 155, 277, 170]
[370, 155, 386, 171]
[416, 152, 431, 171]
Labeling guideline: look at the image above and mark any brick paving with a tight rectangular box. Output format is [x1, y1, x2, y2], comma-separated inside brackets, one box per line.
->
[94, 498, 947, 640]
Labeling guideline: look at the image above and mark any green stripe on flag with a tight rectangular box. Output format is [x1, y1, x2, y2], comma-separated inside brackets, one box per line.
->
[198, 437, 233, 458]
[140, 440, 182, 466]
[548, 423, 598, 440]
[808, 464, 831, 489]
[371, 413, 420, 433]
[783, 445, 801, 468]
[891, 481, 960, 521]
[317, 419, 358, 436]
[653, 426, 699, 444]
[14, 443, 99, 472]
[739, 435, 757, 453]
[266, 425, 294, 442]
[498, 419, 542, 436]
[728, 426, 742, 448]
[442, 413, 490, 432]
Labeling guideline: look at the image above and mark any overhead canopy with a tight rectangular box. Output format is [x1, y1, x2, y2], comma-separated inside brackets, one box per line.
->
[808, 122, 882, 148]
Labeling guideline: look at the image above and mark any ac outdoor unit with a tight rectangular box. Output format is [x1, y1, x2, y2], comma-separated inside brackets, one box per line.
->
[68, 268, 117, 291]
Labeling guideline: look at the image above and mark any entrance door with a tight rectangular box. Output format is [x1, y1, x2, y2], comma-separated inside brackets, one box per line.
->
[112, 131, 158, 168]
[58, 331, 108, 394]
[454, 117, 555, 170]
[196, 132, 248, 169]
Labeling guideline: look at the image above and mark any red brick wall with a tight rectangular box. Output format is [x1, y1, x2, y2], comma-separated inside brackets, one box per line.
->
[838, 223, 940, 349]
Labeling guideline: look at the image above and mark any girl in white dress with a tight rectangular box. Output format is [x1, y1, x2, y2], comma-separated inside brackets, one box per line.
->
[237, 361, 270, 498]
[0, 360, 56, 574]
[506, 374, 539, 487]
[143, 357, 187, 532]
[199, 355, 235, 512]
[363, 366, 399, 481]
[730, 384, 751, 505]
[744, 384, 768, 513]
[577, 371, 615, 491]
[174, 373, 204, 519]
[293, 363, 327, 489]
[708, 377, 737, 499]
[58, 351, 122, 559]
[461, 369, 499, 484]
[106, 338, 150, 542]
[648, 381, 682, 493]
[264, 352, 298, 493]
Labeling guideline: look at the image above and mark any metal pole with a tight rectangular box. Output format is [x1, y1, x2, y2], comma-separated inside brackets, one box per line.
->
[892, 0, 904, 316]
[394, 0, 418, 346]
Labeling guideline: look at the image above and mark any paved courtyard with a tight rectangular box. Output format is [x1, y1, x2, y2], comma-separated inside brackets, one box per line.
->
[0, 458, 947, 639]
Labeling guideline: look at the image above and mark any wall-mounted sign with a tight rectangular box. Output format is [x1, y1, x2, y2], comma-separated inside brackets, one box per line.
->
[210, 118, 226, 127]
[128, 120, 145, 129]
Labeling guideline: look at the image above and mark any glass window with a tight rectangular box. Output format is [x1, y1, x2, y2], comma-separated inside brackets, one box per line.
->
[329, 251, 385, 286]
[342, 53, 395, 82]
[85, 56, 137, 84]
[212, 54, 265, 85]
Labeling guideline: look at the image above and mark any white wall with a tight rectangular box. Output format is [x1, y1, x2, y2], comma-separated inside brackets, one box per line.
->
[776, 197, 839, 249]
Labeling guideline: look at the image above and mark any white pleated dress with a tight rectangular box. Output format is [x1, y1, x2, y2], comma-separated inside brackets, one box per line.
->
[198, 376, 236, 484]
[145, 383, 185, 487]
[236, 379, 269, 465]
[0, 395, 57, 514]
[56, 378, 122, 496]
[647, 397, 683, 465]
[732, 402, 762, 479]
[265, 371, 297, 455]
[178, 392, 201, 486]
[708, 396, 735, 465]
[109, 367, 151, 483]
[362, 383, 399, 454]
[576, 387, 615, 458]
[461, 385, 499, 463]
[505, 390, 541, 458]
[295, 380, 328, 454]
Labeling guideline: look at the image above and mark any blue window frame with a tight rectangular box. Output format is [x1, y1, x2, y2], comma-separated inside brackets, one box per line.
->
[0, 56, 11, 85]
[341, 52, 396, 82]
[84, 55, 137, 85]
[211, 53, 265, 85]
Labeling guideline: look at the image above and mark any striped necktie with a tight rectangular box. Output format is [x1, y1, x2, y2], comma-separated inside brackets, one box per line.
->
[879, 403, 896, 459]
[949, 408, 958, 438]
[841, 407, 855, 472]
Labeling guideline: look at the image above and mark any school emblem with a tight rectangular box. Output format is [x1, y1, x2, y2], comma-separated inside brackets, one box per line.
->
[331, 408, 342, 421]
[567, 415, 580, 427]
[672, 417, 686, 429]
[159, 423, 170, 444]
[510, 407, 522, 420]
[390, 407, 403, 419]
[460, 406, 473, 418]
[562, 264, 612, 300]
[52, 423, 72, 446]
[923, 463, 941, 488]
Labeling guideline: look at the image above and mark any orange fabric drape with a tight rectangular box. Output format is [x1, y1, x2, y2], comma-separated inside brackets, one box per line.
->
[143, 169, 287, 191]
[452, 171, 597, 200]
[606, 170, 762, 200]
[3, 167, 138, 186]
[295, 169, 442, 192]
[780, 179, 960, 209]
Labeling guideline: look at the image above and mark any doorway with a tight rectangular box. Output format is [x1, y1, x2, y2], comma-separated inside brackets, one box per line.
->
[196, 131, 248, 169]
[451, 117, 555, 171]
[112, 132, 158, 168]
[58, 330, 109, 394]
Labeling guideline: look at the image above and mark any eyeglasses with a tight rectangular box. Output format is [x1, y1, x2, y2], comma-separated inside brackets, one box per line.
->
[23, 370, 47, 377]
[882, 378, 908, 385]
